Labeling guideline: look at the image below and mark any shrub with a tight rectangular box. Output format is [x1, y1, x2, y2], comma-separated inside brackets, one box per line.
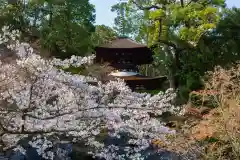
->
[189, 90, 219, 108]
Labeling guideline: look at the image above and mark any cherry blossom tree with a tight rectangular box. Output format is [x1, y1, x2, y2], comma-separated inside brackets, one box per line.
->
[0, 26, 179, 159]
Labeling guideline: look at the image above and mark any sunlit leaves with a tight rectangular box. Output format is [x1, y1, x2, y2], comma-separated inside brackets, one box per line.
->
[128, 0, 225, 44]
[149, 9, 164, 19]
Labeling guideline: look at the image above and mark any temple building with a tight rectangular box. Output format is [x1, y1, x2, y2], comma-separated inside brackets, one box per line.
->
[95, 37, 167, 90]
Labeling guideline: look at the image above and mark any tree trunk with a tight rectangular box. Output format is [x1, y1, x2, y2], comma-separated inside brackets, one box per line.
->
[65, 1, 72, 55]
[168, 71, 176, 89]
[48, 3, 53, 27]
[174, 50, 181, 88]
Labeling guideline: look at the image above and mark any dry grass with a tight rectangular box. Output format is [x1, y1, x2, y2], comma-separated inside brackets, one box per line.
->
[196, 64, 240, 159]
[164, 64, 240, 160]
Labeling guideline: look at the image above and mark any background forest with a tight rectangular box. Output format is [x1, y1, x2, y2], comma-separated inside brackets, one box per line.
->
[1, 0, 239, 102]
[0, 0, 240, 159]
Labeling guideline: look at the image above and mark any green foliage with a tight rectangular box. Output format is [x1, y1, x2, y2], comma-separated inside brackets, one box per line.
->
[40, 21, 93, 59]
[111, 2, 146, 42]
[176, 86, 191, 105]
[0, 2, 30, 33]
[111, 2, 129, 36]
[136, 89, 162, 95]
[2, 0, 240, 101]
[169, 3, 220, 42]
[199, 7, 240, 68]
[189, 91, 219, 109]
[39, 0, 95, 59]
[126, 0, 225, 71]
[129, 0, 225, 46]
[123, 0, 227, 103]
[175, 6, 240, 103]
[204, 137, 220, 143]
[58, 66, 85, 74]
[0, 0, 96, 59]
[90, 25, 117, 46]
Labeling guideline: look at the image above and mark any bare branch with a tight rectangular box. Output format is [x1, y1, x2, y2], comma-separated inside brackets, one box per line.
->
[24, 105, 165, 121]
[25, 111, 74, 120]
[26, 113, 103, 120]
[0, 125, 79, 135]
[131, 0, 162, 10]
[152, 39, 178, 50]
[187, 0, 194, 6]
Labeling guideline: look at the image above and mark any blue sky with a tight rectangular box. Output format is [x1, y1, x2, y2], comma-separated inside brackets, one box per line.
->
[90, 0, 240, 27]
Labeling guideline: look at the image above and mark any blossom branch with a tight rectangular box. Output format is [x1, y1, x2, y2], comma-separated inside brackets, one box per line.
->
[0, 26, 179, 159]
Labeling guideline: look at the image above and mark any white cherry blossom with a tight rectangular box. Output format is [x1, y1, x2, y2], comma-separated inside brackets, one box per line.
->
[0, 26, 179, 159]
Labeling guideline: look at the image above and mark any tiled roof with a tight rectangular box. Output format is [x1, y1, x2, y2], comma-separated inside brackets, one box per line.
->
[99, 37, 147, 48]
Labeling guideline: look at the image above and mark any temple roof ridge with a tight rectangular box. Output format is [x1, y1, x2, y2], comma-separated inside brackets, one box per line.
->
[98, 37, 147, 49]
